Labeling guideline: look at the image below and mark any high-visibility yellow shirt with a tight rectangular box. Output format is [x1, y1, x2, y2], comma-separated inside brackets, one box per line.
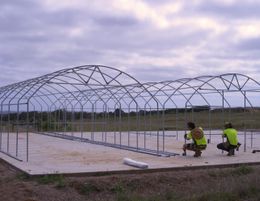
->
[223, 128, 238, 146]
[187, 127, 207, 146]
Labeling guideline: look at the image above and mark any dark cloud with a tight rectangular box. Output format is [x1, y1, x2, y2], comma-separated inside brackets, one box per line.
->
[80, 23, 210, 56]
[127, 65, 187, 82]
[93, 15, 138, 27]
[196, 42, 260, 61]
[194, 1, 260, 19]
[1, 0, 35, 8]
[235, 37, 260, 51]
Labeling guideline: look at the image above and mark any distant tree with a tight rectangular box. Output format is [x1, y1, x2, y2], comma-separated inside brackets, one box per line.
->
[114, 108, 125, 116]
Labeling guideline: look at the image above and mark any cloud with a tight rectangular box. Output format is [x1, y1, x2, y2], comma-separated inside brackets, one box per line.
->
[109, 0, 181, 29]
[235, 37, 260, 51]
[0, 0, 260, 88]
[195, 0, 260, 19]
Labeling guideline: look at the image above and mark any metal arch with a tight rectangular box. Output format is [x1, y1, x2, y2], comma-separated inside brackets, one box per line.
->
[139, 82, 164, 109]
[51, 65, 140, 87]
[141, 79, 211, 141]
[0, 79, 44, 161]
[178, 75, 232, 142]
[0, 66, 104, 107]
[68, 74, 140, 141]
[59, 66, 158, 119]
[1, 65, 260, 161]
[18, 66, 129, 139]
[74, 67, 152, 112]
[1, 72, 61, 108]
[40, 81, 88, 136]
[193, 73, 256, 108]
[184, 75, 231, 108]
[30, 86, 72, 134]
[219, 73, 260, 90]
[0, 65, 137, 160]
[42, 66, 139, 137]
[160, 73, 256, 112]
[156, 78, 201, 109]
[140, 82, 180, 151]
[39, 65, 162, 156]
[0, 80, 36, 105]
[84, 66, 160, 112]
[176, 79, 211, 107]
[189, 73, 260, 118]
[39, 65, 150, 111]
[143, 81, 190, 108]
[33, 85, 66, 110]
[218, 74, 255, 108]
[154, 76, 230, 113]
[17, 76, 84, 134]
[57, 66, 163, 155]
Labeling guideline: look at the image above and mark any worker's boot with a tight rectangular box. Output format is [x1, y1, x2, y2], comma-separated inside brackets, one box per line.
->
[194, 150, 202, 157]
[227, 149, 235, 156]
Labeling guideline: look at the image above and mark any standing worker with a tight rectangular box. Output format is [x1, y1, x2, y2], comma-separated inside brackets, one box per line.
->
[217, 122, 240, 156]
[183, 122, 207, 157]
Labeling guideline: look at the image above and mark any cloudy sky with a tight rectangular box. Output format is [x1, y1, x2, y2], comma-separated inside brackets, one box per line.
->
[1, 0, 260, 86]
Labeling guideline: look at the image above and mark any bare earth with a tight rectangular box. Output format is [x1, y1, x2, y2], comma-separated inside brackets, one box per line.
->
[1, 160, 260, 201]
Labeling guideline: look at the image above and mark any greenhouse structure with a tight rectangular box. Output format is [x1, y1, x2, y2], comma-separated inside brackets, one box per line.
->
[0, 65, 260, 161]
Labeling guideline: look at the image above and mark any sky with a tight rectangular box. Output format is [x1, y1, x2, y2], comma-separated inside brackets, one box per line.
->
[1, 0, 260, 87]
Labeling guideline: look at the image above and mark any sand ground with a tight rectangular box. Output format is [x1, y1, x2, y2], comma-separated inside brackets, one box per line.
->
[1, 130, 260, 175]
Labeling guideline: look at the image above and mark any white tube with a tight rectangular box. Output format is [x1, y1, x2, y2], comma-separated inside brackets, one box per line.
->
[123, 157, 148, 169]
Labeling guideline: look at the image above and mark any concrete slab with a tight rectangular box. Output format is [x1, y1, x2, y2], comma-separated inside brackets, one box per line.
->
[1, 131, 260, 175]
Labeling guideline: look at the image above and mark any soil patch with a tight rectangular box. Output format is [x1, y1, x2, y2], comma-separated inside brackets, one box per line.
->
[1, 160, 260, 201]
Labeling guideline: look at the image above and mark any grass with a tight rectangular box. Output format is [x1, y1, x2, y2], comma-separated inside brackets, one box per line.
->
[230, 165, 253, 176]
[114, 185, 260, 201]
[6, 164, 260, 201]
[208, 165, 254, 178]
[77, 165, 260, 201]
[37, 174, 66, 188]
[57, 165, 259, 201]
[70, 181, 101, 195]
[4, 108, 260, 132]
[16, 172, 30, 180]
[110, 182, 125, 193]
[188, 191, 240, 201]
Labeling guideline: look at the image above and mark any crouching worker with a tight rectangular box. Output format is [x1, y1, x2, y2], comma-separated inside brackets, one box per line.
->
[183, 122, 207, 157]
[217, 122, 240, 156]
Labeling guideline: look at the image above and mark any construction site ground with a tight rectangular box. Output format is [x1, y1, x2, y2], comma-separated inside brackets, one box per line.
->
[1, 130, 260, 175]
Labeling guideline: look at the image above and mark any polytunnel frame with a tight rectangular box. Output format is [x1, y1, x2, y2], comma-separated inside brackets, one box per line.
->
[0, 65, 166, 162]
[141, 73, 260, 153]
[1, 67, 260, 162]
[189, 74, 260, 151]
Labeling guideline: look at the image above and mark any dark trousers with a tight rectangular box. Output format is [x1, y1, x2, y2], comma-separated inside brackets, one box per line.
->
[183, 143, 206, 152]
[217, 142, 237, 152]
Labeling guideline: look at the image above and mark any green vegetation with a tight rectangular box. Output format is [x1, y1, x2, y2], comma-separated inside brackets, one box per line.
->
[37, 174, 66, 188]
[208, 165, 254, 178]
[230, 165, 254, 176]
[61, 165, 260, 201]
[16, 172, 30, 181]
[110, 182, 125, 193]
[3, 164, 260, 201]
[1, 107, 260, 132]
[69, 181, 101, 195]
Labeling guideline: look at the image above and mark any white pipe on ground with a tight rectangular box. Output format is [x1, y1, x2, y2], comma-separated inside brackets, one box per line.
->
[123, 157, 149, 169]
